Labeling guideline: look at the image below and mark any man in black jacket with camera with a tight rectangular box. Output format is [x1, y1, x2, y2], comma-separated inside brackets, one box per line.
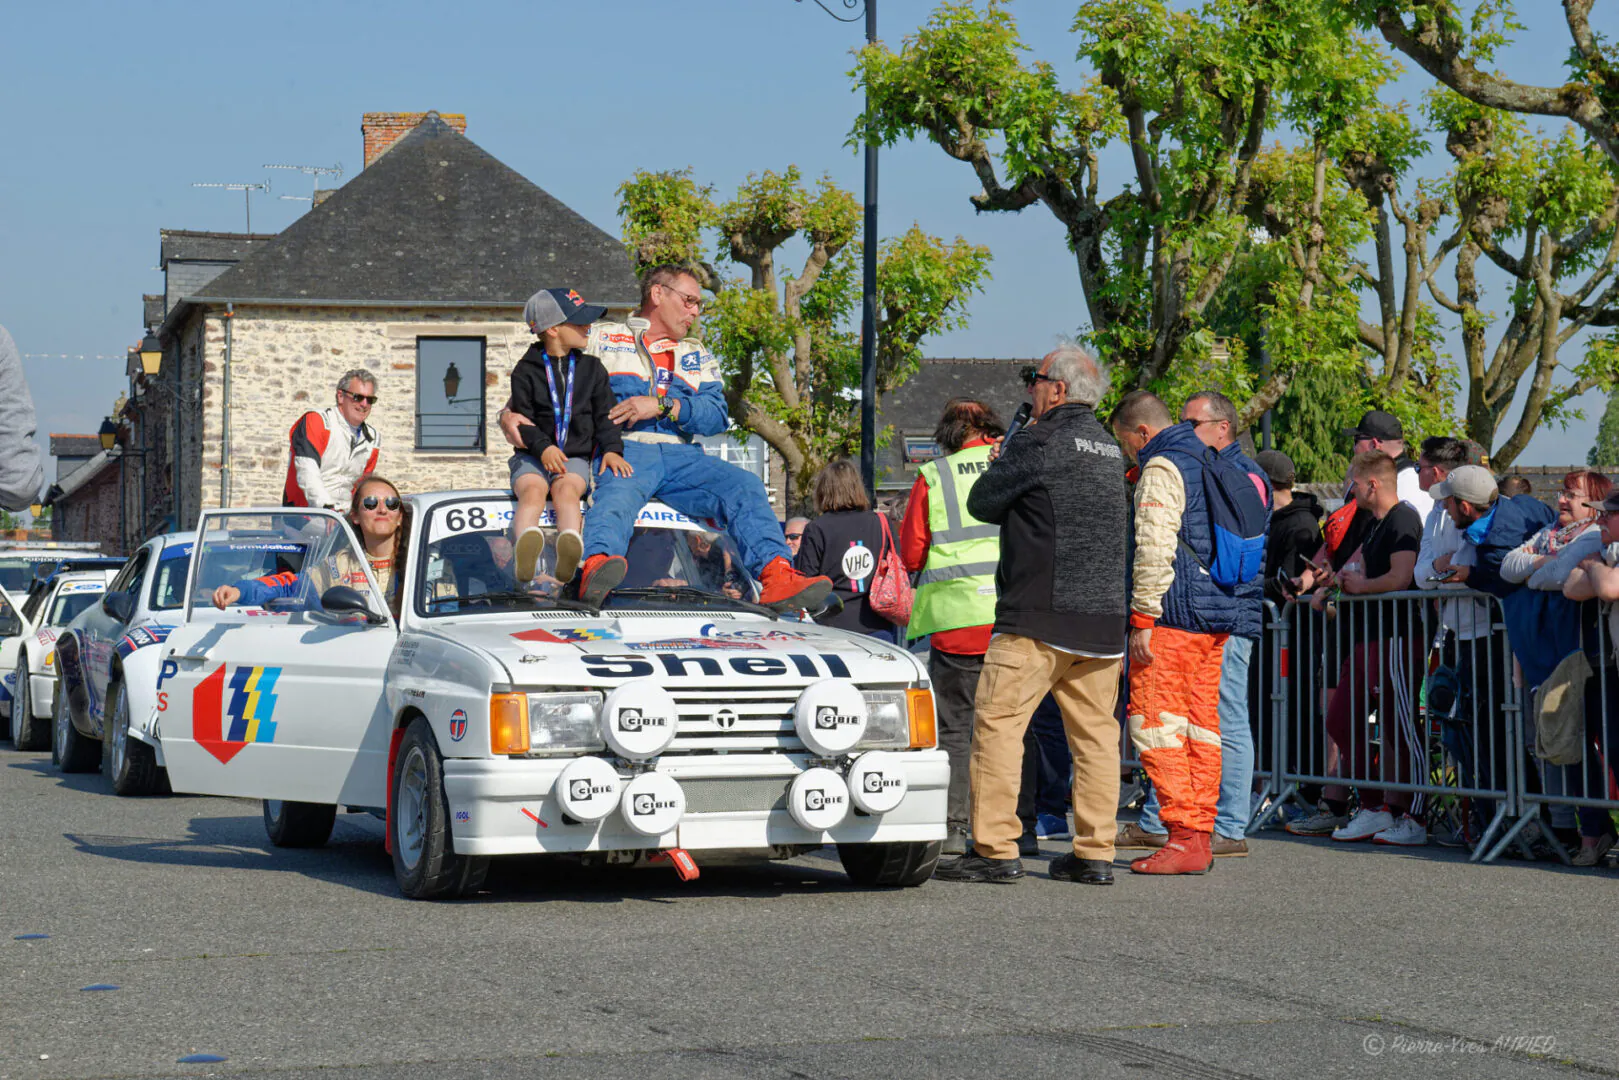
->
[933, 344, 1129, 886]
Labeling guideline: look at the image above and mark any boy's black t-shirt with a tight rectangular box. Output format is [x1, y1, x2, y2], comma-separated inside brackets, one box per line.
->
[1348, 501, 1422, 641]
[509, 345, 623, 459]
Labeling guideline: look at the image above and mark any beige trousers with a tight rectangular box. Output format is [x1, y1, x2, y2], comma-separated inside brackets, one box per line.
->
[968, 633, 1123, 860]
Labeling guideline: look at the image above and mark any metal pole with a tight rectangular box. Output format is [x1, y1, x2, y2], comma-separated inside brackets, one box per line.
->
[859, 0, 878, 496]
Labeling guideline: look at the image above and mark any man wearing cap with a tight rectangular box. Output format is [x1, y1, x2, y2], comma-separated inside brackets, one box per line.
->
[1346, 409, 1432, 521]
[1257, 450, 1323, 607]
[506, 288, 630, 584]
[500, 266, 831, 611]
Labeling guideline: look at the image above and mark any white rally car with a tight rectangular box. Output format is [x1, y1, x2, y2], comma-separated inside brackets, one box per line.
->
[52, 533, 200, 788]
[152, 493, 947, 900]
[0, 586, 24, 726]
[4, 570, 116, 750]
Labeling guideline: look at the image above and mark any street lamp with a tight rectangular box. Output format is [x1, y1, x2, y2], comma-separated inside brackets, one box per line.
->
[139, 331, 162, 377]
[443, 361, 461, 402]
[98, 417, 119, 452]
[796, 0, 878, 495]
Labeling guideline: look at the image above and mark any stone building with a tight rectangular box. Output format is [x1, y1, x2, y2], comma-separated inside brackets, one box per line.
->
[47, 449, 122, 553]
[133, 111, 639, 528]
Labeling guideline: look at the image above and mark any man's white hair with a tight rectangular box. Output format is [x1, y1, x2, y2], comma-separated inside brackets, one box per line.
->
[1048, 343, 1108, 406]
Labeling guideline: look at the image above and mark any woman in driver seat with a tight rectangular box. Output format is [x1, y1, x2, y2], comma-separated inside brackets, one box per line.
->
[212, 476, 410, 619]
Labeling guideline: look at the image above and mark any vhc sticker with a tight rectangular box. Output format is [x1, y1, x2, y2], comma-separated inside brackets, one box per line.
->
[449, 709, 468, 742]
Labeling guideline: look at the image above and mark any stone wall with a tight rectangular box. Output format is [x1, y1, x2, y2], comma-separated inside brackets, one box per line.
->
[192, 304, 538, 510]
[53, 464, 121, 554]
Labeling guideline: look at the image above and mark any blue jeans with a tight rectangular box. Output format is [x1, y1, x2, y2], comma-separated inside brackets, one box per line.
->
[1139, 635, 1255, 839]
[584, 441, 790, 577]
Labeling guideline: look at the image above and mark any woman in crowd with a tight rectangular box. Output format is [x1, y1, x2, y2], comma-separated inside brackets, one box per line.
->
[1558, 483, 1619, 867]
[214, 475, 410, 619]
[1499, 468, 1610, 854]
[794, 459, 898, 642]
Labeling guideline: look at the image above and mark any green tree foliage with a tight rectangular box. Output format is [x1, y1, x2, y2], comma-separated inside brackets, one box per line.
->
[616, 167, 993, 503]
[1588, 387, 1619, 467]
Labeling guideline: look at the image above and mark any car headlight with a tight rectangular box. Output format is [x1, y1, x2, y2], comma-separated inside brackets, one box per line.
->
[856, 690, 911, 750]
[526, 691, 606, 756]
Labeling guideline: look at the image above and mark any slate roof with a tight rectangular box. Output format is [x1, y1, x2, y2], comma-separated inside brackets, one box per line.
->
[50, 435, 102, 459]
[159, 230, 276, 267]
[142, 294, 164, 329]
[190, 113, 638, 308]
[878, 357, 1032, 435]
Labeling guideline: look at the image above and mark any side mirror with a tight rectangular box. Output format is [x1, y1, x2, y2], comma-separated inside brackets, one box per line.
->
[320, 585, 385, 624]
[815, 593, 845, 620]
[102, 592, 135, 624]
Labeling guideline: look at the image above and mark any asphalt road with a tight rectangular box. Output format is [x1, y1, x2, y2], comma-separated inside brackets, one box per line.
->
[3, 747, 1616, 1080]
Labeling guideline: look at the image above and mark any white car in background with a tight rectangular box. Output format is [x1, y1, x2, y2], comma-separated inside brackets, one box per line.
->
[4, 570, 116, 750]
[152, 494, 947, 900]
[0, 586, 24, 724]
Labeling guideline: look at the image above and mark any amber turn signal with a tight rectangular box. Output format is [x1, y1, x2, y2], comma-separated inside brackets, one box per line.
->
[907, 688, 937, 750]
[489, 692, 530, 755]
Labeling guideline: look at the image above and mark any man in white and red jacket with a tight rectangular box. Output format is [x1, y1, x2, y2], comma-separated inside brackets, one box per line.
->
[282, 369, 381, 509]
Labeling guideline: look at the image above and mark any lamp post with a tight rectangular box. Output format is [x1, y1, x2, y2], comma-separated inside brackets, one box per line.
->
[797, 0, 878, 495]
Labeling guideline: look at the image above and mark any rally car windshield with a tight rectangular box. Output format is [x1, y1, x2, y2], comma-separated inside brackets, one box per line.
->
[0, 558, 46, 593]
[186, 518, 332, 613]
[149, 545, 194, 611]
[47, 590, 103, 627]
[416, 498, 757, 618]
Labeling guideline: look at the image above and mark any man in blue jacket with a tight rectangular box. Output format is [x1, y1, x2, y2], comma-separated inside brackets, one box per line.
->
[500, 266, 831, 611]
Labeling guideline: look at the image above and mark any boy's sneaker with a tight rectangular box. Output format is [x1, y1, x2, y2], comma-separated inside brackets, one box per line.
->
[1332, 807, 1396, 842]
[554, 528, 584, 584]
[1372, 814, 1428, 846]
[758, 557, 832, 612]
[1284, 808, 1348, 837]
[1036, 813, 1071, 840]
[577, 554, 628, 606]
[515, 527, 546, 583]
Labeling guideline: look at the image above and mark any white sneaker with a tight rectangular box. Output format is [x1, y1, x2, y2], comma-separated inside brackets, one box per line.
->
[554, 528, 584, 583]
[1372, 814, 1428, 846]
[1284, 809, 1348, 836]
[1332, 807, 1396, 842]
[514, 527, 546, 583]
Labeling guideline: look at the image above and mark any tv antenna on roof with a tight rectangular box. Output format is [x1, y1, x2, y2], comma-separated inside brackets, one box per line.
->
[264, 162, 342, 206]
[191, 180, 270, 232]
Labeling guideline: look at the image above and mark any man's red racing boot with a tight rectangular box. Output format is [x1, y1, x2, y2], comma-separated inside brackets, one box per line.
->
[1128, 823, 1213, 875]
[758, 557, 833, 612]
[578, 554, 628, 607]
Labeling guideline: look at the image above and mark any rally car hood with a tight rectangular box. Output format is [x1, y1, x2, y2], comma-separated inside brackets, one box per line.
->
[427, 612, 922, 687]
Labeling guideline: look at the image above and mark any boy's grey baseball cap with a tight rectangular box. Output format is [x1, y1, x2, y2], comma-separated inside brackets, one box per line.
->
[524, 288, 607, 334]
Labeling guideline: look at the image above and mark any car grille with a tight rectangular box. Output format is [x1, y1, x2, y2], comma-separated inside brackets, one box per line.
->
[679, 776, 792, 813]
[668, 686, 803, 753]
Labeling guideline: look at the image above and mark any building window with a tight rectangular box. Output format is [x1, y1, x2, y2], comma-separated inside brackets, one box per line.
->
[698, 433, 773, 503]
[416, 337, 486, 451]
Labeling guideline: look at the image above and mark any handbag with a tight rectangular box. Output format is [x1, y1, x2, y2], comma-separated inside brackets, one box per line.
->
[868, 511, 914, 625]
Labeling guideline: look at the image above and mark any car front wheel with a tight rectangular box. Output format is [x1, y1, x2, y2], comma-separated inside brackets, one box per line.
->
[837, 840, 943, 887]
[105, 681, 166, 796]
[12, 659, 47, 751]
[391, 717, 487, 900]
[54, 678, 101, 773]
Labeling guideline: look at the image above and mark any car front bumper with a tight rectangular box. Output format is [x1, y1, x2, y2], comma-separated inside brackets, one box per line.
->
[441, 750, 949, 857]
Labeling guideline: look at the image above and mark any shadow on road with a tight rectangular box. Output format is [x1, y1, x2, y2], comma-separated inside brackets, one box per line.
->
[6, 755, 121, 795]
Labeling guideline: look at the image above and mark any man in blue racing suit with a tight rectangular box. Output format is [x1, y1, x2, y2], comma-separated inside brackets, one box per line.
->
[500, 266, 832, 611]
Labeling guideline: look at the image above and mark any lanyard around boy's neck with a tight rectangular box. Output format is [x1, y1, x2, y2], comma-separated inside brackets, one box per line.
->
[543, 350, 576, 448]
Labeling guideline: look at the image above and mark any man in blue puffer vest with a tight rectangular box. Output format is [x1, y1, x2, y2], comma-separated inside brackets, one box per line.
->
[1113, 390, 1258, 875]
[1121, 390, 1270, 858]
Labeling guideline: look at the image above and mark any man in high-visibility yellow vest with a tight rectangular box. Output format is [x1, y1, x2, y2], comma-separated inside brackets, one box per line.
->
[899, 398, 1007, 855]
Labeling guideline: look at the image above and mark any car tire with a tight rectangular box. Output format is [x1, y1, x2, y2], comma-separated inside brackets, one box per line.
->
[12, 658, 47, 751]
[104, 681, 164, 796]
[262, 798, 337, 848]
[54, 677, 102, 773]
[837, 840, 943, 887]
[391, 717, 488, 900]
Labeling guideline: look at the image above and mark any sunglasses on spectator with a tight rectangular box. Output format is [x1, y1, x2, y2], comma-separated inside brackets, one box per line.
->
[1019, 365, 1059, 389]
[362, 495, 401, 511]
[785, 532, 804, 541]
[343, 390, 379, 405]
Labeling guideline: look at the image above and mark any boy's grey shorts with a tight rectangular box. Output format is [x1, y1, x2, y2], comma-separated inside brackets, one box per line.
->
[509, 451, 592, 487]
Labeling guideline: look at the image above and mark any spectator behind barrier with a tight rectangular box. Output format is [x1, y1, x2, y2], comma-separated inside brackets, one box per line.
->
[1256, 450, 1322, 608]
[1500, 475, 1533, 497]
[795, 460, 898, 642]
[1560, 489, 1619, 865]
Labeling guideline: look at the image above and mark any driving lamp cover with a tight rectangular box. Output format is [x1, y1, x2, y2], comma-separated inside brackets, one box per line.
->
[787, 767, 851, 831]
[554, 757, 622, 822]
[846, 751, 908, 814]
[793, 679, 868, 756]
[600, 680, 680, 760]
[620, 771, 685, 836]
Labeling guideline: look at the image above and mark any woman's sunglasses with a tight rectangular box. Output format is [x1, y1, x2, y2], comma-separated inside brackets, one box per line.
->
[362, 494, 401, 511]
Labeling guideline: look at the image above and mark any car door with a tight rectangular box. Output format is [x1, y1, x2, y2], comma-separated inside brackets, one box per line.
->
[87, 549, 150, 724]
[157, 509, 398, 808]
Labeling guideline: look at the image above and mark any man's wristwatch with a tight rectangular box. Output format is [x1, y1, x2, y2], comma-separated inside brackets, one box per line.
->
[658, 397, 674, 420]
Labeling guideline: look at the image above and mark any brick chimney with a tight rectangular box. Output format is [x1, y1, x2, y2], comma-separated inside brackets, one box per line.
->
[361, 111, 467, 168]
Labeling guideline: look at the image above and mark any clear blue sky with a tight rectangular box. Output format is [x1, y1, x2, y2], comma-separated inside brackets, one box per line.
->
[1, 0, 1610, 504]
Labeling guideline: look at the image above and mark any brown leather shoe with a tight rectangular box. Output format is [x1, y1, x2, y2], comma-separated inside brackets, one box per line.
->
[1115, 822, 1168, 850]
[1211, 834, 1249, 857]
